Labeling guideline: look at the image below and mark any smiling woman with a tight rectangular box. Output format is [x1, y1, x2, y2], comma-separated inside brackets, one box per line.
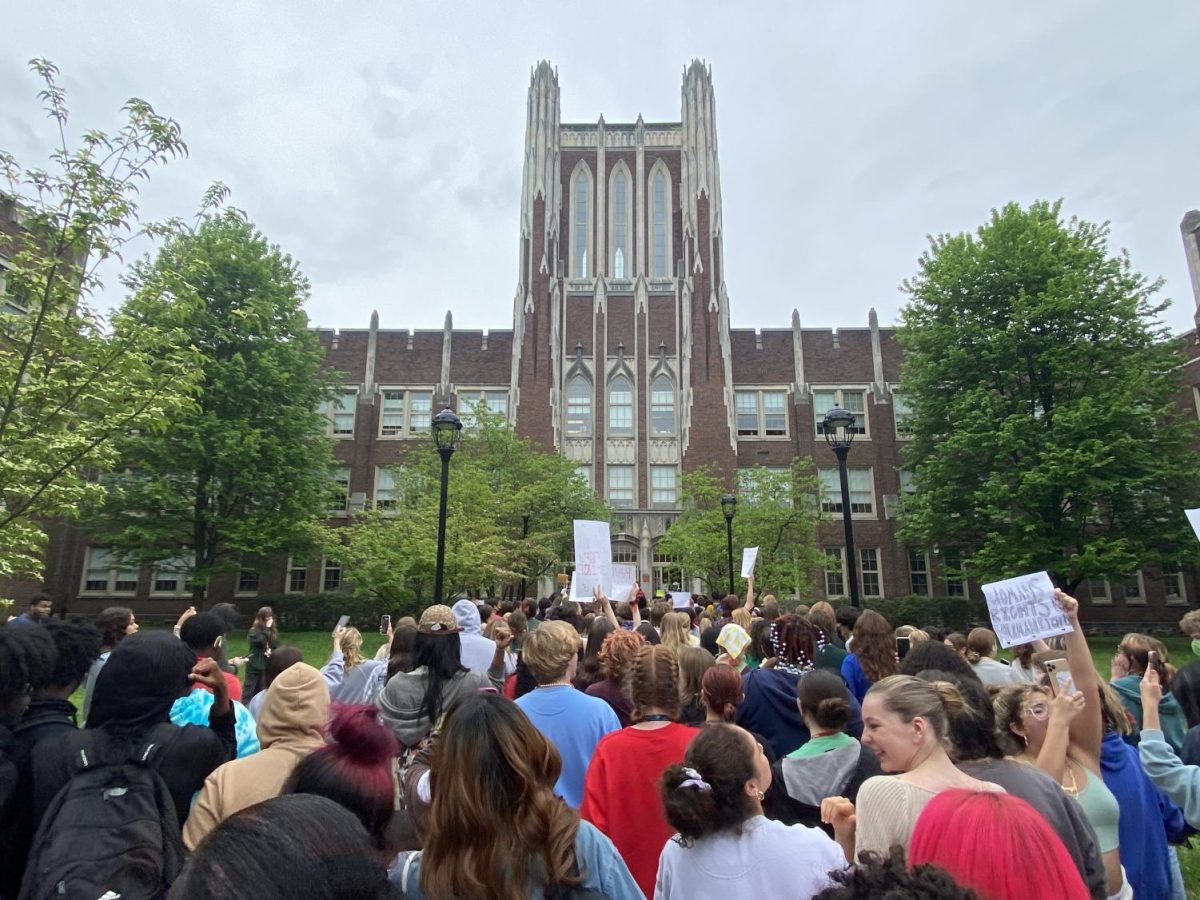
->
[819, 674, 1002, 864]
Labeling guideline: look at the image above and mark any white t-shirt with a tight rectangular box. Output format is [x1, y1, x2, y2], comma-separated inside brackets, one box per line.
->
[972, 656, 1025, 687]
[654, 814, 845, 899]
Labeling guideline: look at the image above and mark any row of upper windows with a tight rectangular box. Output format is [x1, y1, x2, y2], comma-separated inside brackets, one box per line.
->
[570, 164, 673, 280]
[322, 387, 509, 440]
[566, 374, 676, 437]
[735, 387, 914, 440]
[573, 464, 678, 509]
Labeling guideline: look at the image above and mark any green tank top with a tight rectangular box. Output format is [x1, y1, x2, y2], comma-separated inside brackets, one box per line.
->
[1074, 765, 1120, 853]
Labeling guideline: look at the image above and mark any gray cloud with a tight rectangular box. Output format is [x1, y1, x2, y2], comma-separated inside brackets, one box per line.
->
[3, 0, 1198, 335]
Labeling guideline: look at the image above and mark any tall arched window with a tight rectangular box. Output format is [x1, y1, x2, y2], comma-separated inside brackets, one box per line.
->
[650, 374, 675, 435]
[613, 171, 628, 278]
[566, 376, 591, 435]
[608, 375, 633, 435]
[652, 170, 668, 277]
[573, 169, 590, 278]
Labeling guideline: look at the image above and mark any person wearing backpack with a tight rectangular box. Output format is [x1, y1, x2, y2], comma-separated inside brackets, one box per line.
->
[23, 631, 236, 900]
[2, 622, 101, 899]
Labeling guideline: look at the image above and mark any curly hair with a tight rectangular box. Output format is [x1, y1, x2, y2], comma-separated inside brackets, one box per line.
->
[852, 609, 897, 683]
[769, 614, 818, 670]
[813, 848, 980, 900]
[94, 607, 135, 651]
[660, 724, 759, 844]
[338, 627, 364, 670]
[422, 693, 584, 900]
[992, 684, 1042, 756]
[631, 644, 681, 722]
[598, 629, 644, 681]
[39, 620, 102, 691]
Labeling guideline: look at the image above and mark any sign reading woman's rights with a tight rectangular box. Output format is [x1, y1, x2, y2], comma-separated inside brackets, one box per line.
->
[980, 571, 1072, 648]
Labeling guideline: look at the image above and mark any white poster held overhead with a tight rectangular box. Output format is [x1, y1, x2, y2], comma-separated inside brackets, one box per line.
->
[980, 571, 1072, 648]
[1186, 509, 1200, 542]
[570, 520, 613, 601]
[610, 564, 637, 603]
[741, 547, 759, 579]
[670, 591, 693, 609]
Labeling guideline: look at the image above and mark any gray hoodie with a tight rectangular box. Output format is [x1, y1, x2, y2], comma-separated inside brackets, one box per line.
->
[452, 599, 500, 675]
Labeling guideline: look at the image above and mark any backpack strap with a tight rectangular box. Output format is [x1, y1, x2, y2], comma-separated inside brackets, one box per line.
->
[134, 722, 184, 769]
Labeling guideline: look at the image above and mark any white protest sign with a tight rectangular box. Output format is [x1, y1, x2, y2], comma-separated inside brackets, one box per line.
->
[980, 571, 1072, 648]
[1186, 509, 1200, 542]
[610, 564, 637, 603]
[570, 520, 613, 601]
[741, 547, 759, 578]
[670, 591, 693, 609]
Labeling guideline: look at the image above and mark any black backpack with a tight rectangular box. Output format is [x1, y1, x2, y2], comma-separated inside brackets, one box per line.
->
[20, 723, 185, 900]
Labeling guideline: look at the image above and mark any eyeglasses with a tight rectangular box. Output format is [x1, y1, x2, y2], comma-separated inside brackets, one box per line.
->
[1022, 703, 1050, 720]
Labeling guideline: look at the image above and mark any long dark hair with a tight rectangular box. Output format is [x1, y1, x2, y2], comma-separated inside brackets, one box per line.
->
[412, 632, 466, 725]
[576, 617, 615, 689]
[1172, 660, 1200, 731]
[422, 693, 583, 900]
[387, 622, 418, 680]
[853, 609, 897, 684]
[95, 607, 134, 651]
[252, 606, 278, 644]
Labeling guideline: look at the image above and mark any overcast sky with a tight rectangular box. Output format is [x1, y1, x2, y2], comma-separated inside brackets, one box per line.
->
[5, 2, 1199, 335]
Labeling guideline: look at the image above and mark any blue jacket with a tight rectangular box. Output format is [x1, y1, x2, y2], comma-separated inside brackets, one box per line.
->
[737, 667, 862, 760]
[840, 653, 873, 704]
[1100, 731, 1189, 900]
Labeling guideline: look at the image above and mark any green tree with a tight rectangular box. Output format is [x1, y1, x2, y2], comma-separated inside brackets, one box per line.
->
[97, 214, 336, 602]
[897, 199, 1200, 590]
[0, 60, 204, 580]
[655, 463, 825, 598]
[322, 406, 607, 611]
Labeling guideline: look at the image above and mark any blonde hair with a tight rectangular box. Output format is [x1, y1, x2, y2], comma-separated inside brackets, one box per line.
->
[339, 627, 364, 670]
[731, 608, 752, 630]
[908, 629, 930, 644]
[867, 674, 973, 748]
[660, 611, 692, 651]
[1180, 610, 1200, 638]
[520, 621, 579, 685]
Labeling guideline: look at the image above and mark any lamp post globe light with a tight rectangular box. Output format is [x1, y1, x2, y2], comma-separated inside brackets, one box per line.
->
[721, 493, 737, 598]
[821, 404, 860, 606]
[431, 406, 463, 604]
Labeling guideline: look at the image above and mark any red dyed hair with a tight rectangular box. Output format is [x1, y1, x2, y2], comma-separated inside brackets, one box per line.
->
[700, 664, 743, 722]
[909, 789, 1089, 900]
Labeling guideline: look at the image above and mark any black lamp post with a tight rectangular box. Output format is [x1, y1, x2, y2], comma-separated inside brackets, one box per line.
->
[431, 406, 463, 604]
[519, 513, 530, 601]
[822, 404, 860, 605]
[721, 493, 737, 598]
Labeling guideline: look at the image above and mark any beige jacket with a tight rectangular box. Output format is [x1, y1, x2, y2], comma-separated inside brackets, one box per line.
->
[183, 662, 329, 849]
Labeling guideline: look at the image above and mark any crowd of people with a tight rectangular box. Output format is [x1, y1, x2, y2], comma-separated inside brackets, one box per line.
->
[2, 583, 1200, 899]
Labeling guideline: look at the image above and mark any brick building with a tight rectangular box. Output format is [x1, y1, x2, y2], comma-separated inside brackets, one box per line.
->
[8, 62, 1200, 625]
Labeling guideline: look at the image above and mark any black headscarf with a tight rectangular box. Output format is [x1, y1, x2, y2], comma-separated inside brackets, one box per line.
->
[86, 631, 195, 737]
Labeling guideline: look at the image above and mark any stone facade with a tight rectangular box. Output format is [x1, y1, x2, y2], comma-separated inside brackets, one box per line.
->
[7, 66, 1200, 627]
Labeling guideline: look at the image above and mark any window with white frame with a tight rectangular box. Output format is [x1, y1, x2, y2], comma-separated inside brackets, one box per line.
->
[237, 555, 260, 595]
[329, 466, 351, 515]
[1086, 574, 1147, 605]
[379, 389, 433, 437]
[457, 389, 508, 426]
[899, 469, 916, 494]
[818, 467, 874, 515]
[286, 557, 308, 594]
[813, 388, 867, 437]
[651, 169, 669, 278]
[824, 547, 881, 598]
[410, 392, 432, 433]
[824, 549, 845, 598]
[1162, 564, 1187, 604]
[573, 167, 591, 278]
[943, 548, 965, 597]
[892, 390, 914, 438]
[650, 466, 677, 505]
[81, 547, 139, 594]
[608, 465, 634, 508]
[612, 541, 638, 564]
[609, 375, 634, 435]
[322, 559, 343, 593]
[1086, 577, 1112, 605]
[375, 467, 398, 511]
[735, 389, 788, 438]
[574, 465, 592, 489]
[859, 548, 882, 597]
[566, 376, 592, 435]
[612, 170, 629, 279]
[908, 549, 929, 596]
[323, 388, 357, 437]
[151, 555, 194, 596]
[650, 375, 675, 435]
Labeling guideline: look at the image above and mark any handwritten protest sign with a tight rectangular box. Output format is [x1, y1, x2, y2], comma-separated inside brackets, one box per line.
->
[670, 591, 693, 609]
[570, 520, 613, 601]
[980, 571, 1072, 648]
[610, 564, 637, 603]
[741, 547, 759, 578]
[1186, 509, 1200, 542]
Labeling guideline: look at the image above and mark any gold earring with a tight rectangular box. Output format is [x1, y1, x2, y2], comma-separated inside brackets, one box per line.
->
[755, 788, 765, 802]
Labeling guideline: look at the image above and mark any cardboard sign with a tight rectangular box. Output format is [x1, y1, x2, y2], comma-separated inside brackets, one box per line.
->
[570, 520, 613, 601]
[610, 564, 637, 603]
[1186, 509, 1200, 542]
[981, 571, 1072, 648]
[670, 591, 693, 609]
[741, 547, 759, 578]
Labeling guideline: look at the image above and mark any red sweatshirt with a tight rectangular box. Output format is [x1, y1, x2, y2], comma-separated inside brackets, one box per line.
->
[580, 722, 698, 898]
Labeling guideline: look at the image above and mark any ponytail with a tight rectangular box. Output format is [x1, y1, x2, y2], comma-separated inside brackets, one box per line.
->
[867, 674, 976, 745]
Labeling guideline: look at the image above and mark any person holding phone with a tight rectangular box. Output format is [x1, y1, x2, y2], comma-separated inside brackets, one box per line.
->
[992, 591, 1129, 900]
[1110, 633, 1188, 753]
[1138, 667, 1200, 827]
[244, 606, 279, 702]
[322, 626, 389, 706]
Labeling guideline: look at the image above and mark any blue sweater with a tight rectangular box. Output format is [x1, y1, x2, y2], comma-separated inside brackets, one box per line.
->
[1139, 728, 1200, 829]
[840, 653, 873, 704]
[738, 667, 862, 760]
[1100, 731, 1188, 900]
[515, 685, 619, 808]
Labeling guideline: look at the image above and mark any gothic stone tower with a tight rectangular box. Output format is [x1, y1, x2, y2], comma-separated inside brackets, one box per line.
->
[510, 60, 737, 581]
